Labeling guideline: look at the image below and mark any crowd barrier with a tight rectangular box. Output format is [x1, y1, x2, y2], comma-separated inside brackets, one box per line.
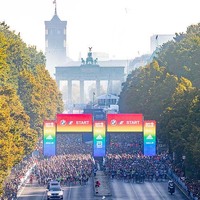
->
[168, 168, 198, 200]
[18, 163, 36, 190]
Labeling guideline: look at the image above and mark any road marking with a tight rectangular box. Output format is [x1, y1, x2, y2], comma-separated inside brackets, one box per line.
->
[130, 182, 140, 200]
[17, 182, 27, 197]
[67, 185, 72, 200]
[42, 189, 46, 200]
[152, 182, 167, 200]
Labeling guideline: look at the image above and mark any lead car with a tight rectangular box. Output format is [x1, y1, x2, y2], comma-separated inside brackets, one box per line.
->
[46, 181, 63, 200]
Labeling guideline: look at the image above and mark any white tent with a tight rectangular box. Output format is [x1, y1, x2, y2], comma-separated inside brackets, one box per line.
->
[97, 94, 119, 100]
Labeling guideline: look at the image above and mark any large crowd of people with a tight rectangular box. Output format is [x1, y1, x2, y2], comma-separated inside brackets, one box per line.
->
[170, 166, 200, 200]
[1, 156, 36, 199]
[107, 133, 143, 154]
[1, 132, 200, 200]
[107, 133, 200, 199]
[56, 133, 92, 155]
[35, 154, 94, 186]
[106, 133, 200, 199]
[185, 179, 200, 200]
[103, 153, 169, 183]
[104, 133, 169, 183]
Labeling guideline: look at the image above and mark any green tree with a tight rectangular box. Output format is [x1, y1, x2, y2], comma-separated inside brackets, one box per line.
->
[0, 21, 64, 194]
[156, 23, 200, 88]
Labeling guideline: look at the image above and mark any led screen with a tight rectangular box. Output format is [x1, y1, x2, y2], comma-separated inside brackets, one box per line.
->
[93, 120, 106, 157]
[43, 120, 56, 157]
[144, 120, 156, 156]
[107, 114, 143, 132]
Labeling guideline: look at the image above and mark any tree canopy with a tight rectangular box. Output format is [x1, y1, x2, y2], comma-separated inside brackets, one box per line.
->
[119, 22, 200, 179]
[0, 22, 64, 194]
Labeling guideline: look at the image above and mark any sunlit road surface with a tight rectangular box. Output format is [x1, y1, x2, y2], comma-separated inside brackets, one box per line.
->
[17, 178, 100, 200]
[111, 179, 188, 200]
[18, 178, 188, 200]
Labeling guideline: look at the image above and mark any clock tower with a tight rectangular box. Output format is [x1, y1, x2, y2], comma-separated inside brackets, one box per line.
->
[45, 1, 67, 78]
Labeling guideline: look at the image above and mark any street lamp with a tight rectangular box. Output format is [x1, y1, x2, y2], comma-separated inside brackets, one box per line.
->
[182, 155, 186, 177]
[93, 92, 95, 108]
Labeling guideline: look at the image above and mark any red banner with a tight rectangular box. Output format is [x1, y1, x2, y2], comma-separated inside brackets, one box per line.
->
[107, 113, 143, 132]
[57, 114, 93, 132]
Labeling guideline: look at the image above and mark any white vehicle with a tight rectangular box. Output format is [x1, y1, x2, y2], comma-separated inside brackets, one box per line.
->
[109, 104, 119, 113]
[47, 180, 60, 190]
[47, 186, 63, 200]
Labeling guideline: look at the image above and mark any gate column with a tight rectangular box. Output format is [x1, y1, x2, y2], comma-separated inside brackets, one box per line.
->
[96, 80, 100, 97]
[80, 80, 84, 103]
[68, 79, 72, 105]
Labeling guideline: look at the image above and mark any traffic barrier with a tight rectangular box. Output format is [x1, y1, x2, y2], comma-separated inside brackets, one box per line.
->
[168, 168, 197, 200]
[18, 163, 36, 190]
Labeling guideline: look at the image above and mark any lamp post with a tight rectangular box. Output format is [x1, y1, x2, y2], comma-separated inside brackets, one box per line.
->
[182, 155, 186, 177]
[93, 92, 95, 108]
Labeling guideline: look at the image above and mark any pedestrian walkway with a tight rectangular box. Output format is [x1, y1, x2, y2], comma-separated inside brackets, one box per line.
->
[94, 170, 112, 198]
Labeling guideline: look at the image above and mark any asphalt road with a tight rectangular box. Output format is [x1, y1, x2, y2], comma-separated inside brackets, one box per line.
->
[17, 178, 100, 200]
[110, 179, 188, 200]
[17, 178, 188, 200]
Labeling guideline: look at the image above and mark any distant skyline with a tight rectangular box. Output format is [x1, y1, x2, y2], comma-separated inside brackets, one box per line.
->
[1, 0, 200, 60]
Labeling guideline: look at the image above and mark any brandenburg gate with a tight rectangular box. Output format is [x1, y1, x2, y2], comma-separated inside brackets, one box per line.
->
[55, 48, 125, 104]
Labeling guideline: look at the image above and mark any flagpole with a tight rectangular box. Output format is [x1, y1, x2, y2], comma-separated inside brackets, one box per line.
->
[93, 92, 95, 109]
[53, 0, 57, 15]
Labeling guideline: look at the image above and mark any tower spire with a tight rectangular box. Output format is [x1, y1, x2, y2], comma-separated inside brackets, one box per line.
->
[53, 0, 57, 15]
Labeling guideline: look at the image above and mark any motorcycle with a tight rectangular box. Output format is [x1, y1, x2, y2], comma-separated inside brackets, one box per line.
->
[168, 181, 175, 195]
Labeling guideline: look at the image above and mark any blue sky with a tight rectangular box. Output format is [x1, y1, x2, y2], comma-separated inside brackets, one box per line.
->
[1, 0, 200, 60]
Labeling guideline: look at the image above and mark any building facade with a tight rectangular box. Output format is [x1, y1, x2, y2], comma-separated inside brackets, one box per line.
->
[56, 48, 124, 107]
[45, 6, 67, 78]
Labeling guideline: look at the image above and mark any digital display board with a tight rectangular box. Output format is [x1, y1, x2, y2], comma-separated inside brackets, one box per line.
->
[144, 120, 156, 156]
[43, 120, 56, 157]
[107, 114, 143, 132]
[56, 114, 93, 132]
[93, 120, 106, 157]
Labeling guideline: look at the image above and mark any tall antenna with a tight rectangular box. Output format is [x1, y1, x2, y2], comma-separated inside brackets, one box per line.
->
[53, 0, 57, 15]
